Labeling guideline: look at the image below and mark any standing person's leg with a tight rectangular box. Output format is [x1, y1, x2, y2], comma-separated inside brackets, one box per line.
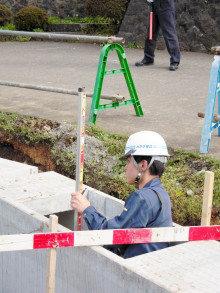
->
[158, 0, 180, 70]
[135, 5, 160, 66]
[144, 12, 160, 61]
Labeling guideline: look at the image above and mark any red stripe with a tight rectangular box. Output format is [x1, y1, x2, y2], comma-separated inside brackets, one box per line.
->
[33, 232, 74, 249]
[189, 226, 220, 241]
[149, 12, 153, 40]
[113, 229, 152, 245]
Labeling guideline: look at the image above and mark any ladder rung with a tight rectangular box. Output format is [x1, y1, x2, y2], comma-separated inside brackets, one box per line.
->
[98, 99, 135, 110]
[104, 68, 125, 75]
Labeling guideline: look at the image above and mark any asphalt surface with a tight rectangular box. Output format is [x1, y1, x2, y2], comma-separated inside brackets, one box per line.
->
[0, 41, 219, 159]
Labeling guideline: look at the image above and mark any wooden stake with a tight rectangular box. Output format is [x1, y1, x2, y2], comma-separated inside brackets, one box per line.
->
[46, 215, 58, 293]
[201, 171, 215, 226]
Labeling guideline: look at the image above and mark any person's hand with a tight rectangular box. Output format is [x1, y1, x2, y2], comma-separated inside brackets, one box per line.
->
[70, 192, 90, 213]
[146, 0, 153, 5]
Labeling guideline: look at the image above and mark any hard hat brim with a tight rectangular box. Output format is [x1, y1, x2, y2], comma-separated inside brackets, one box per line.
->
[119, 150, 136, 161]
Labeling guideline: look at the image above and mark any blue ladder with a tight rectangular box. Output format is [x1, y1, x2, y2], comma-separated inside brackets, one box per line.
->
[200, 53, 220, 154]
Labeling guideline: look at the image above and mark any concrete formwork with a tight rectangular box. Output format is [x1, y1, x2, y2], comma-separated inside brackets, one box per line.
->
[0, 159, 220, 293]
[0, 158, 38, 185]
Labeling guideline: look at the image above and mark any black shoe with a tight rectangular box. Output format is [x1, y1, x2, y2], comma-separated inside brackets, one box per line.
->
[169, 63, 179, 71]
[135, 58, 154, 67]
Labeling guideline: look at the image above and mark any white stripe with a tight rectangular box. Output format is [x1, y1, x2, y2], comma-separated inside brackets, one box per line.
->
[151, 227, 190, 242]
[0, 226, 219, 252]
[0, 234, 33, 252]
[74, 230, 113, 247]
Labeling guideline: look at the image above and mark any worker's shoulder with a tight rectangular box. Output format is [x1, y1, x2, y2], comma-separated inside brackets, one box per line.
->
[137, 186, 169, 204]
[128, 187, 154, 202]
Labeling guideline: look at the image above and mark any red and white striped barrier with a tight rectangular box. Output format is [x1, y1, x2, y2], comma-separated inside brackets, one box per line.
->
[1, 226, 219, 252]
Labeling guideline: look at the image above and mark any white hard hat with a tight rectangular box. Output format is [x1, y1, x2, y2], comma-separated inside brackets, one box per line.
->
[120, 131, 169, 161]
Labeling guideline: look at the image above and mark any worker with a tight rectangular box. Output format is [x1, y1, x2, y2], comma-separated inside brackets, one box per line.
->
[135, 0, 181, 71]
[70, 131, 173, 258]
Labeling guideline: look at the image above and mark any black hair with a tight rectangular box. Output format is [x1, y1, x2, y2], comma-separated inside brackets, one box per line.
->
[133, 156, 165, 177]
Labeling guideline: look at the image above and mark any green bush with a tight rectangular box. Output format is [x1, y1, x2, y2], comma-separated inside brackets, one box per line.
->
[84, 0, 129, 23]
[14, 6, 49, 31]
[0, 4, 13, 26]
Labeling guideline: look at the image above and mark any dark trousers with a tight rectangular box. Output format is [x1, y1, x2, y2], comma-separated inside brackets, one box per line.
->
[144, 0, 180, 64]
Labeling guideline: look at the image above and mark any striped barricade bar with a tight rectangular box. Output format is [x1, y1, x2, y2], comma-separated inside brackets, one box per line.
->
[0, 226, 219, 252]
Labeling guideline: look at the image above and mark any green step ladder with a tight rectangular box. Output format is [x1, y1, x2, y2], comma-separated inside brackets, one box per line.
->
[89, 43, 144, 124]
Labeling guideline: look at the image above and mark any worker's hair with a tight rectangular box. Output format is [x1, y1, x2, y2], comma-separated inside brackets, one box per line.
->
[133, 156, 165, 177]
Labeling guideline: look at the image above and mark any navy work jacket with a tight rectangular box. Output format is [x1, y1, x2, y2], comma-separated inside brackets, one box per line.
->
[82, 178, 172, 258]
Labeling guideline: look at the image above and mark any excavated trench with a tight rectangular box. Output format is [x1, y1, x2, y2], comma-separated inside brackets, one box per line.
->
[0, 141, 56, 172]
[0, 114, 219, 226]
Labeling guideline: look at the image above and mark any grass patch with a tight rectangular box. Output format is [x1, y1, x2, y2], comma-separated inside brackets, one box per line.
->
[49, 16, 116, 24]
[162, 149, 220, 225]
[0, 16, 119, 38]
[0, 111, 55, 145]
[86, 124, 127, 155]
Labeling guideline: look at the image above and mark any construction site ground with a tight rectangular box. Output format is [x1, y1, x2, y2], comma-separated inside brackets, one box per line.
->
[0, 41, 220, 292]
[0, 41, 219, 159]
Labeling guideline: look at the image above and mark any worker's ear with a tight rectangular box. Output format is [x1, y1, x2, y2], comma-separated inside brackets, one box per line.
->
[139, 160, 148, 171]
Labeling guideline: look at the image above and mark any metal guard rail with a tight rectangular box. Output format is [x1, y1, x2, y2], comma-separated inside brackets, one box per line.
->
[0, 80, 125, 102]
[0, 29, 125, 44]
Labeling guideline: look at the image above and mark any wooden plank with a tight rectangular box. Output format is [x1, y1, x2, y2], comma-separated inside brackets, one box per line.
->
[46, 215, 58, 293]
[201, 171, 215, 226]
[0, 226, 220, 252]
[0, 234, 33, 252]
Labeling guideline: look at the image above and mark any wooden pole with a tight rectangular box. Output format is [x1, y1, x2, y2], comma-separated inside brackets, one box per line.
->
[201, 171, 215, 226]
[46, 215, 58, 293]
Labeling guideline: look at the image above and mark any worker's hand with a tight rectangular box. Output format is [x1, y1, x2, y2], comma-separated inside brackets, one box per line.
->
[146, 0, 153, 5]
[70, 192, 90, 213]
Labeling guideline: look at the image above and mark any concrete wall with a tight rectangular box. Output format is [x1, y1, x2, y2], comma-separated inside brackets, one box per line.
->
[0, 193, 166, 293]
[0, 160, 220, 292]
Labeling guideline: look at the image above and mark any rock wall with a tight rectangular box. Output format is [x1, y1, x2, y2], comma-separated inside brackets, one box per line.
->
[0, 0, 86, 17]
[118, 0, 220, 52]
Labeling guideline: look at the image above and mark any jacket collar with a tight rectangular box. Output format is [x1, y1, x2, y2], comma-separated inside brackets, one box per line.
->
[143, 177, 161, 189]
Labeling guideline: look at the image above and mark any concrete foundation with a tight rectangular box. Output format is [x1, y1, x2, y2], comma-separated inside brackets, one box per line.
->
[0, 159, 219, 293]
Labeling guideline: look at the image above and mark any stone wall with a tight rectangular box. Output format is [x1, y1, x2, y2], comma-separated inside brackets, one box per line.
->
[0, 0, 86, 17]
[118, 0, 220, 52]
[1, 0, 219, 52]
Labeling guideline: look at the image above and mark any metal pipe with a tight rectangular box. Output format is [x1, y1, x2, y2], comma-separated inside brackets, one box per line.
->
[0, 29, 125, 44]
[198, 112, 220, 123]
[0, 80, 125, 101]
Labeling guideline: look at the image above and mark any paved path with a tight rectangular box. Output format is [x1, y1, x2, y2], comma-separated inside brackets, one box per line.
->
[0, 41, 219, 159]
